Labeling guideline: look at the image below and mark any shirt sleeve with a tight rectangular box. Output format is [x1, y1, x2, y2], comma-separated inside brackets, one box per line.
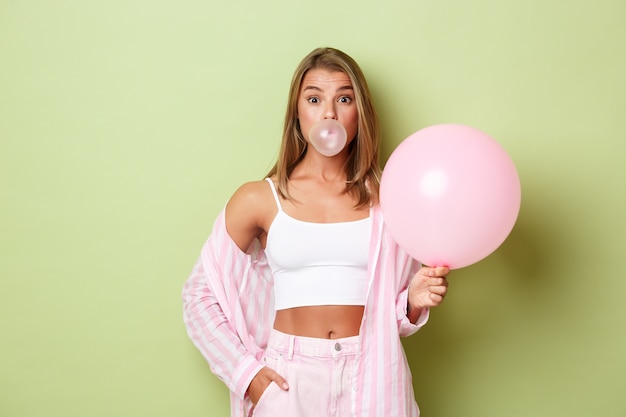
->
[182, 234, 265, 400]
[396, 286, 430, 337]
[394, 246, 430, 337]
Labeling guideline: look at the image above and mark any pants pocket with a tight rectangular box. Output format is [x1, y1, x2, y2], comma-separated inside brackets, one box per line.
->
[252, 380, 282, 417]
[252, 349, 286, 416]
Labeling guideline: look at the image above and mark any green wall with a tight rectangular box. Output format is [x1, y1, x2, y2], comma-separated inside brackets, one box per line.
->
[1, 1, 624, 416]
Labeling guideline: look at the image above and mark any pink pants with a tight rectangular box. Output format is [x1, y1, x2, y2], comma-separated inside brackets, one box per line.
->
[251, 329, 360, 417]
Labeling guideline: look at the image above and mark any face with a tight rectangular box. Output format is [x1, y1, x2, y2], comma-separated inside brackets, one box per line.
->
[297, 68, 359, 151]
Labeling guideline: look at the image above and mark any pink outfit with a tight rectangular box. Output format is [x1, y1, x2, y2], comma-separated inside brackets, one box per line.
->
[254, 329, 360, 417]
[182, 205, 429, 417]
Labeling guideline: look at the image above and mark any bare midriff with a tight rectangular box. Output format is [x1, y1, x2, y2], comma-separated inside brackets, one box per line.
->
[273, 305, 365, 339]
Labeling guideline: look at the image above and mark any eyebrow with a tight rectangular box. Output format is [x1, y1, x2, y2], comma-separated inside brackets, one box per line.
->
[303, 85, 354, 93]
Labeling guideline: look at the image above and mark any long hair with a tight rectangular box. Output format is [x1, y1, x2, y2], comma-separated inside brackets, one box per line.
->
[266, 47, 382, 208]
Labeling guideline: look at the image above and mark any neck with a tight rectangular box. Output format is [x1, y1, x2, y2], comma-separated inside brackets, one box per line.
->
[297, 151, 348, 183]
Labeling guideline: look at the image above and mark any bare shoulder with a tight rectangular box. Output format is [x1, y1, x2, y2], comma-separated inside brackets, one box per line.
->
[225, 179, 275, 251]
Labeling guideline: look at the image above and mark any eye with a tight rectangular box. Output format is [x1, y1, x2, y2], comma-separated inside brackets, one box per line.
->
[307, 97, 320, 104]
[338, 96, 353, 104]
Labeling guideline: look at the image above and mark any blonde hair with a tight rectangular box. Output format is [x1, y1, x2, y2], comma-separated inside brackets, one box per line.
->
[267, 47, 382, 208]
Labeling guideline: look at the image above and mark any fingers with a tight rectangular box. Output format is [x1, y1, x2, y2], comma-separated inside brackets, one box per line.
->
[426, 266, 450, 287]
[423, 268, 450, 304]
[428, 278, 448, 291]
[430, 284, 448, 299]
[425, 276, 448, 287]
[427, 266, 450, 278]
[247, 367, 289, 405]
[409, 266, 451, 310]
[266, 368, 289, 390]
[429, 292, 444, 304]
[426, 267, 450, 292]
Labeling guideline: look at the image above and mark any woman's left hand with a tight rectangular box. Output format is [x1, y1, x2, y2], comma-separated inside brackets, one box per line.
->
[408, 266, 450, 312]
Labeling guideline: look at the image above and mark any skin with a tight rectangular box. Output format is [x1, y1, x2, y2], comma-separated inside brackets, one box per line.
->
[224, 69, 450, 405]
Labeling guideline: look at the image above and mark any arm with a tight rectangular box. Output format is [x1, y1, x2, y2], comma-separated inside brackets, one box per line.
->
[390, 239, 431, 336]
[183, 181, 288, 403]
[182, 182, 268, 398]
[182, 255, 265, 399]
[223, 181, 290, 402]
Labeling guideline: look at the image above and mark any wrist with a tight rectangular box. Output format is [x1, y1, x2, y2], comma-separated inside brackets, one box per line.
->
[406, 293, 423, 323]
[407, 304, 423, 323]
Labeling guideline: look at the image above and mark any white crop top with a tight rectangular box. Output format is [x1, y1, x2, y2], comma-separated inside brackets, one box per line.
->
[264, 178, 371, 311]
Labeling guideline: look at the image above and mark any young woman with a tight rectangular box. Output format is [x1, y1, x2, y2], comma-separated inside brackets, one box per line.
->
[182, 47, 450, 417]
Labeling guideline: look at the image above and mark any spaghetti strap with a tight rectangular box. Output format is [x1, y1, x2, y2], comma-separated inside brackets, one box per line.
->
[265, 178, 283, 212]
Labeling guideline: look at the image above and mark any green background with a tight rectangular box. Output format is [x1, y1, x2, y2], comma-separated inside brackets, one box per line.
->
[2, 1, 625, 416]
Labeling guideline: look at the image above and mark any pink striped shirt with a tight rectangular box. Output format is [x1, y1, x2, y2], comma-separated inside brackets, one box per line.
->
[182, 205, 429, 417]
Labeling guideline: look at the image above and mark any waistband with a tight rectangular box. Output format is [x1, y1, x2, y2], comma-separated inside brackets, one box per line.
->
[267, 329, 360, 358]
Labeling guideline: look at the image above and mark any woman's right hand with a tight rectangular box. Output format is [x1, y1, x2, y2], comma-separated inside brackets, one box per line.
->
[247, 366, 289, 405]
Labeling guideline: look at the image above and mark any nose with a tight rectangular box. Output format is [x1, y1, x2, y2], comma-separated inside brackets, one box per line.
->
[323, 103, 337, 120]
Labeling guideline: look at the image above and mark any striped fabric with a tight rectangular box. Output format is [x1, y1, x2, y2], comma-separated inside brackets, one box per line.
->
[182, 205, 429, 417]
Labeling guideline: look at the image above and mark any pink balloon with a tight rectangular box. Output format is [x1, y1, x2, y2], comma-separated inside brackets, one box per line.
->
[308, 119, 347, 156]
[380, 124, 521, 269]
